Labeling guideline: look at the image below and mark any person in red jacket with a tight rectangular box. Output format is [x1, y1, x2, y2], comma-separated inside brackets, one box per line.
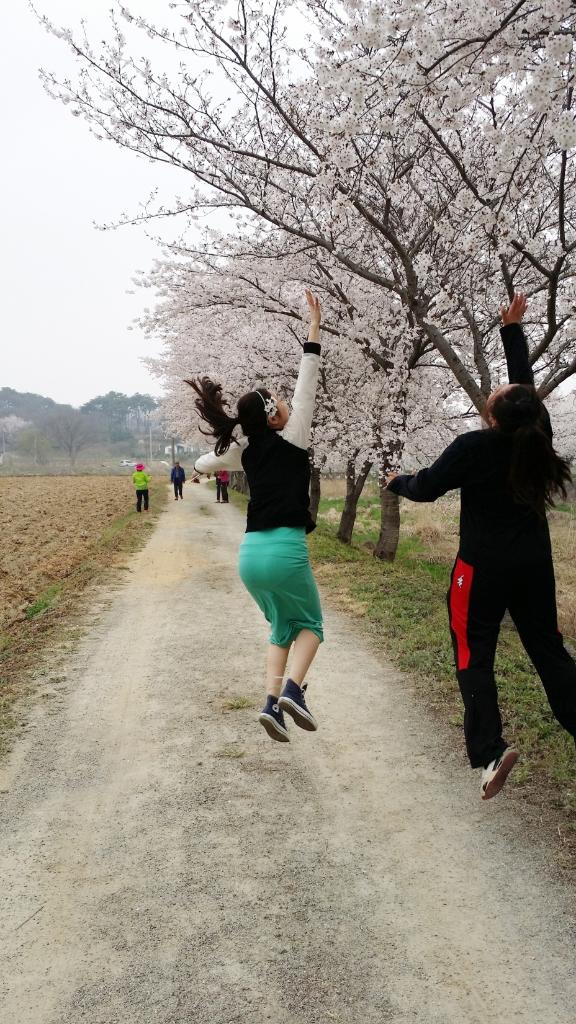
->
[215, 469, 229, 503]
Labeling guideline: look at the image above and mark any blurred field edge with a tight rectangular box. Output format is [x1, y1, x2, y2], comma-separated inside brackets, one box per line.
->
[0, 477, 169, 758]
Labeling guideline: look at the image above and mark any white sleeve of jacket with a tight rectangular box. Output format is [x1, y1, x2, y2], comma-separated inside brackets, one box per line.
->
[194, 439, 247, 474]
[280, 348, 321, 451]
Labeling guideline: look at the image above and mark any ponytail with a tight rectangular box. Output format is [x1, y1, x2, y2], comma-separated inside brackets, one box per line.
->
[185, 377, 272, 454]
[509, 425, 571, 517]
[491, 385, 572, 517]
[186, 377, 239, 456]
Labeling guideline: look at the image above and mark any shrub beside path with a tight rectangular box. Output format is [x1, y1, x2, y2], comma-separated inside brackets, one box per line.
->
[1, 481, 575, 1024]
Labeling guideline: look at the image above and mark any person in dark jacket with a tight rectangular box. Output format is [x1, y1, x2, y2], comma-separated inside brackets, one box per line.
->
[190, 289, 323, 744]
[387, 293, 575, 801]
[171, 461, 186, 500]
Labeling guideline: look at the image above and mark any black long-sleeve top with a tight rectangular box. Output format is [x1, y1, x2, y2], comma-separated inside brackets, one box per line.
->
[195, 342, 321, 533]
[387, 325, 552, 567]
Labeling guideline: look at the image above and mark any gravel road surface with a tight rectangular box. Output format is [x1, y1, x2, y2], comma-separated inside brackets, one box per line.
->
[1, 481, 575, 1024]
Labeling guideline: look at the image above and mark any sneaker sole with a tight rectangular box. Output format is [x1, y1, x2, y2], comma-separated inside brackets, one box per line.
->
[481, 749, 519, 801]
[258, 713, 290, 742]
[278, 696, 318, 732]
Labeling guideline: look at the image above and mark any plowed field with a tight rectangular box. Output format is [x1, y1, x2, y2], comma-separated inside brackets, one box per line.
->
[0, 476, 136, 629]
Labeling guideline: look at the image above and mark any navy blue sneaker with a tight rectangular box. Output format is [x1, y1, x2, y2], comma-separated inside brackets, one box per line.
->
[258, 696, 290, 742]
[278, 680, 318, 732]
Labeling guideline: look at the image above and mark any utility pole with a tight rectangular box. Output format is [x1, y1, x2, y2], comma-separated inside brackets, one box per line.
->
[149, 424, 153, 465]
[171, 436, 176, 466]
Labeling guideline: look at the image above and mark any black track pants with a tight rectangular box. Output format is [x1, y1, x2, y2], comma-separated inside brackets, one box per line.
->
[136, 488, 149, 512]
[447, 556, 576, 768]
[173, 481, 183, 499]
[216, 480, 229, 502]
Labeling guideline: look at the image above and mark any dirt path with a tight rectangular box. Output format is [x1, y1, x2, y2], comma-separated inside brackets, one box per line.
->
[1, 481, 575, 1024]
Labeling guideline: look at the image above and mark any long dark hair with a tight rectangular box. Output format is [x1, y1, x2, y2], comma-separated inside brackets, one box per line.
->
[186, 377, 272, 455]
[490, 384, 571, 517]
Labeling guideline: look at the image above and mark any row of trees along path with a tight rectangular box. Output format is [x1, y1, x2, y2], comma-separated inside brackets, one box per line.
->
[42, 0, 576, 556]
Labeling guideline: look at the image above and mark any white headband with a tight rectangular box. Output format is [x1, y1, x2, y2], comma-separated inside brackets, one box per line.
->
[256, 391, 278, 419]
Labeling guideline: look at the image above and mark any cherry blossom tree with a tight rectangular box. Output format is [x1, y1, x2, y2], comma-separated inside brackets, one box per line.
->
[42, 0, 576, 550]
[41, 0, 576, 396]
[138, 232, 440, 554]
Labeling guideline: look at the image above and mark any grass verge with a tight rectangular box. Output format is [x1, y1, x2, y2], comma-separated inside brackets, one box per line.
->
[0, 480, 169, 757]
[25, 583, 63, 620]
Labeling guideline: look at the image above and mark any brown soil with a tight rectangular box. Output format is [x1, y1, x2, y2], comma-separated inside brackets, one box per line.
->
[0, 476, 134, 629]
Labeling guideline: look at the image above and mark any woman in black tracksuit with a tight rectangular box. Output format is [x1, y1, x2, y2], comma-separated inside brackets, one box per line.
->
[387, 294, 576, 800]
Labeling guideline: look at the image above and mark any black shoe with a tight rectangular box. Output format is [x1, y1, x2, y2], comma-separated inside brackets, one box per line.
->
[278, 680, 317, 731]
[258, 696, 289, 742]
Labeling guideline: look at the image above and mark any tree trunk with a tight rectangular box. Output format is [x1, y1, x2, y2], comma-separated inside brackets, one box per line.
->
[230, 471, 250, 496]
[309, 465, 321, 522]
[373, 479, 400, 561]
[337, 458, 373, 544]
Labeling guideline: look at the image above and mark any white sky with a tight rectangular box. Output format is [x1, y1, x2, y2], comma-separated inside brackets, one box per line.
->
[0, 2, 185, 407]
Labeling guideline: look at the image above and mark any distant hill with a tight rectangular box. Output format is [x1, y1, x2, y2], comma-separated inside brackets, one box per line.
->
[0, 387, 73, 425]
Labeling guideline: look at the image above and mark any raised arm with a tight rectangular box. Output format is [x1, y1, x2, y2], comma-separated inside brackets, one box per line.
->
[499, 292, 552, 437]
[281, 289, 322, 450]
[499, 293, 533, 385]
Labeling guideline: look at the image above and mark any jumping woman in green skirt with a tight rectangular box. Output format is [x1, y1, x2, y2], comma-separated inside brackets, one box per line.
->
[190, 290, 323, 742]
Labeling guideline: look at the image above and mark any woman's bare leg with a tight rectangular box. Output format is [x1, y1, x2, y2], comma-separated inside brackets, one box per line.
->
[266, 643, 290, 697]
[289, 629, 321, 686]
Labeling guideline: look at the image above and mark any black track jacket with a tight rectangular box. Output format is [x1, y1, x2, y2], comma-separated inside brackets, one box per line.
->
[387, 325, 553, 567]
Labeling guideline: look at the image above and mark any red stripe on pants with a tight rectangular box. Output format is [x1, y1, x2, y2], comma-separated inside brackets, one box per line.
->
[449, 558, 474, 670]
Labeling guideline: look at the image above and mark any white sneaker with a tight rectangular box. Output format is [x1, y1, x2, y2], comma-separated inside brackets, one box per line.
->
[481, 748, 519, 801]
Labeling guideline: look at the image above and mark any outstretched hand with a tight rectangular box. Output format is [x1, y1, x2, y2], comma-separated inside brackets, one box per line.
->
[500, 292, 527, 326]
[305, 288, 321, 327]
[385, 473, 399, 487]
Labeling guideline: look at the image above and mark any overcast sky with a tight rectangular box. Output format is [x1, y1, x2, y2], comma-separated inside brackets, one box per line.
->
[1, 2, 184, 407]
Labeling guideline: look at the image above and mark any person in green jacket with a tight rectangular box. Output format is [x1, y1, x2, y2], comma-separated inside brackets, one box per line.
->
[132, 463, 151, 512]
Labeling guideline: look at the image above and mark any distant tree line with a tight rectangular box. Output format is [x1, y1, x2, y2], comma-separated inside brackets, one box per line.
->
[0, 387, 160, 468]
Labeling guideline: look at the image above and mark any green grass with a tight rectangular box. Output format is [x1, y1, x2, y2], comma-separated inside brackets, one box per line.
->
[555, 502, 576, 517]
[25, 583, 62, 620]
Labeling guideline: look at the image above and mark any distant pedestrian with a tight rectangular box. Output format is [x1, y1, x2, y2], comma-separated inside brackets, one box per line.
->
[132, 463, 151, 513]
[171, 461, 186, 500]
[215, 469, 229, 503]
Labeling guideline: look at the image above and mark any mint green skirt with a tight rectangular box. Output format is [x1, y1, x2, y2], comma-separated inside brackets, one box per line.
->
[238, 527, 324, 648]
